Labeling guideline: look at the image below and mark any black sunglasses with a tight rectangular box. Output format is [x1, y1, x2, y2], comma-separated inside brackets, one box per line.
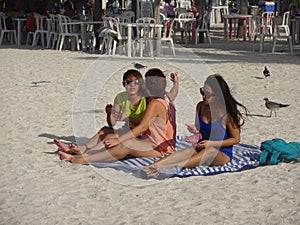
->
[200, 87, 215, 99]
[123, 79, 140, 86]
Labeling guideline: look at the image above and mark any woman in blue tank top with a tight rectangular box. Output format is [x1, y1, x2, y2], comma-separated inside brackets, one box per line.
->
[142, 74, 248, 176]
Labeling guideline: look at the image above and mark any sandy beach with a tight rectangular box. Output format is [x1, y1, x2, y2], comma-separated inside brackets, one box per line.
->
[0, 26, 300, 224]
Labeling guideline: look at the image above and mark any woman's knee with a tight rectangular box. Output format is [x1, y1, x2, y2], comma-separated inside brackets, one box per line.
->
[98, 126, 113, 138]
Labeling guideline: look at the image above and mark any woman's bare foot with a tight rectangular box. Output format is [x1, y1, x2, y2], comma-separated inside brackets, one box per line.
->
[54, 139, 71, 152]
[58, 151, 87, 164]
[58, 151, 73, 161]
[68, 143, 83, 155]
[141, 165, 160, 177]
[54, 139, 83, 155]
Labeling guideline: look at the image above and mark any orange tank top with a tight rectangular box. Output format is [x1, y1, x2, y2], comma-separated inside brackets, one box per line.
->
[141, 98, 176, 155]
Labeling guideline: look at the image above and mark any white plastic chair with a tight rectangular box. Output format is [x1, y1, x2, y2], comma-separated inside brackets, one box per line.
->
[134, 17, 156, 57]
[32, 13, 49, 47]
[0, 12, 17, 45]
[252, 15, 273, 52]
[119, 10, 135, 23]
[160, 13, 166, 25]
[119, 10, 135, 39]
[180, 0, 191, 9]
[160, 19, 175, 55]
[98, 17, 115, 54]
[211, 0, 229, 24]
[110, 17, 128, 55]
[278, 11, 290, 36]
[261, 12, 274, 35]
[194, 12, 212, 44]
[85, 22, 96, 52]
[56, 14, 80, 51]
[47, 14, 60, 49]
[175, 12, 194, 44]
[271, 17, 293, 53]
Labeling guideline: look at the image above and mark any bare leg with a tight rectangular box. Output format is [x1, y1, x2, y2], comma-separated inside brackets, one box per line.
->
[142, 146, 196, 176]
[142, 147, 230, 176]
[54, 127, 115, 155]
[183, 147, 230, 167]
[84, 127, 114, 150]
[58, 139, 161, 164]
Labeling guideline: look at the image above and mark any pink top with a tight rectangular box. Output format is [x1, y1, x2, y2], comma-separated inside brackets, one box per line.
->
[141, 98, 176, 155]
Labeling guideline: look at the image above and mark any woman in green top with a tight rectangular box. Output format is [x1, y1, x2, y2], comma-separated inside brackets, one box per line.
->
[54, 69, 147, 155]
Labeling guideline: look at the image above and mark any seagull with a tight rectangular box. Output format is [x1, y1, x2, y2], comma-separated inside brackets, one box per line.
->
[263, 66, 270, 78]
[132, 63, 147, 70]
[263, 98, 289, 117]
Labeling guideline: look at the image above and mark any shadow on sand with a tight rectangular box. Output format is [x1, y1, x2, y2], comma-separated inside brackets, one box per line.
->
[246, 113, 271, 118]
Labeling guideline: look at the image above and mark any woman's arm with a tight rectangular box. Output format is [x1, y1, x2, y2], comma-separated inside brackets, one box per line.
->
[186, 101, 201, 134]
[104, 99, 165, 147]
[106, 98, 120, 127]
[165, 72, 178, 101]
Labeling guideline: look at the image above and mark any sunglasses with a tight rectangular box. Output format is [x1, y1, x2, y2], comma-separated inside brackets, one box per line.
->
[123, 79, 140, 86]
[200, 87, 215, 99]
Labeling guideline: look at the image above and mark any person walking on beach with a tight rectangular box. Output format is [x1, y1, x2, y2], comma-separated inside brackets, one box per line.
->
[142, 74, 248, 176]
[57, 68, 176, 164]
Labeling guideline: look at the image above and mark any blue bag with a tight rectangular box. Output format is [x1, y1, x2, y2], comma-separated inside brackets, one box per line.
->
[259, 138, 300, 165]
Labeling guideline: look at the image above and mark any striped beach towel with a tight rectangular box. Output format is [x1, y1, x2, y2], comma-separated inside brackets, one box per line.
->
[90, 136, 261, 179]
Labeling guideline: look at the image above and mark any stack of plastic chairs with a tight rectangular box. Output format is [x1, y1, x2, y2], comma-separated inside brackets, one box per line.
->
[252, 15, 273, 52]
[160, 18, 176, 56]
[47, 14, 60, 49]
[133, 17, 156, 57]
[56, 14, 80, 51]
[194, 12, 212, 44]
[271, 15, 293, 53]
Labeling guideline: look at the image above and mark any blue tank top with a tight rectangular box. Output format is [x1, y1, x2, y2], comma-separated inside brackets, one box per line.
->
[198, 112, 233, 160]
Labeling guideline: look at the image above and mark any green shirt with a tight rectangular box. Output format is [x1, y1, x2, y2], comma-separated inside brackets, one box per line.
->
[116, 92, 147, 129]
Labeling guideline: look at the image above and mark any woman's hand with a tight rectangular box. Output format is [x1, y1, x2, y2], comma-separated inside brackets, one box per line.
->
[196, 140, 210, 150]
[105, 104, 112, 114]
[170, 72, 178, 84]
[185, 124, 199, 134]
[111, 109, 127, 121]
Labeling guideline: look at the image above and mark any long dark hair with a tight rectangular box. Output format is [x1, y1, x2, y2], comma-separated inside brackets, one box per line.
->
[205, 74, 248, 128]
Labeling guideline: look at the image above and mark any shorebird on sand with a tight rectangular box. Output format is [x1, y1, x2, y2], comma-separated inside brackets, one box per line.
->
[132, 63, 147, 70]
[263, 98, 289, 117]
[263, 66, 270, 78]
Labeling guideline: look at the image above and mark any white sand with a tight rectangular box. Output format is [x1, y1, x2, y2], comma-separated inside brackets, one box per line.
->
[1, 33, 300, 225]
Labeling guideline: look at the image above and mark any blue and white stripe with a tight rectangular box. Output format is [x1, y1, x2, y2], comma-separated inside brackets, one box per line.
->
[91, 136, 261, 179]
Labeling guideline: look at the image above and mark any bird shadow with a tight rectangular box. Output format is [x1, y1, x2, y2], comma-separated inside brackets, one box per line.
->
[246, 113, 271, 118]
[252, 76, 264, 80]
[72, 109, 104, 114]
